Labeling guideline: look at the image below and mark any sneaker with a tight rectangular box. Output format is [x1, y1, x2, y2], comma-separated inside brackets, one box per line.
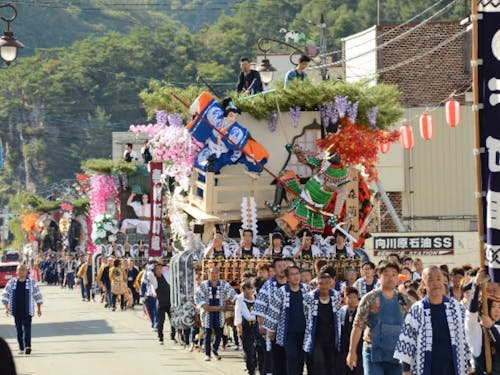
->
[233, 345, 239, 351]
[212, 350, 221, 360]
[204, 356, 211, 361]
[18, 350, 23, 355]
[159, 339, 164, 345]
[25, 347, 31, 355]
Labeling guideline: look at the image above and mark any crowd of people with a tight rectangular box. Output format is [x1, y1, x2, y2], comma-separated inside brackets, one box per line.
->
[2, 226, 500, 375]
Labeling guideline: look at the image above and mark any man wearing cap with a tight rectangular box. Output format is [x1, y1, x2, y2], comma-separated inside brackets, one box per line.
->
[236, 229, 261, 259]
[292, 231, 323, 260]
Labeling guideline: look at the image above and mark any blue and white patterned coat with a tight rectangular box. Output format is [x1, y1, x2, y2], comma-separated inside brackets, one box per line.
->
[254, 276, 283, 320]
[263, 283, 311, 346]
[1, 277, 43, 317]
[353, 277, 380, 298]
[194, 279, 237, 328]
[393, 296, 470, 375]
[303, 288, 341, 354]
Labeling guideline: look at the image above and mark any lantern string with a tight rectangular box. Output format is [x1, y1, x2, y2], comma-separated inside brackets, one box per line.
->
[400, 83, 472, 127]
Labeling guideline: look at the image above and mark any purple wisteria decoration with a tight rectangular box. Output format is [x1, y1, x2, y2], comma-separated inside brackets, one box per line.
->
[155, 110, 169, 127]
[334, 96, 349, 118]
[167, 113, 183, 127]
[268, 110, 279, 132]
[347, 101, 359, 123]
[289, 106, 301, 128]
[366, 107, 379, 129]
[320, 102, 338, 128]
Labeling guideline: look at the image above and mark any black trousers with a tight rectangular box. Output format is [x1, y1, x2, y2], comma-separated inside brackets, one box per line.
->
[309, 341, 336, 375]
[157, 304, 174, 341]
[242, 324, 260, 375]
[15, 315, 32, 350]
[272, 340, 287, 375]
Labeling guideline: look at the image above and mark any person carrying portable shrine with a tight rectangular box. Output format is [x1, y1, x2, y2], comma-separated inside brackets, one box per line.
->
[235, 229, 261, 259]
[204, 231, 232, 260]
[262, 231, 287, 258]
[331, 229, 355, 258]
[292, 230, 323, 260]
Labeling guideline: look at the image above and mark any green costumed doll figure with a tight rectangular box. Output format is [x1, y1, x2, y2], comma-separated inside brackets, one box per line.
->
[276, 152, 350, 237]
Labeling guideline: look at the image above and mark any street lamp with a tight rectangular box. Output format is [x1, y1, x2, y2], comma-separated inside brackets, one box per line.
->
[256, 37, 308, 84]
[0, 3, 23, 65]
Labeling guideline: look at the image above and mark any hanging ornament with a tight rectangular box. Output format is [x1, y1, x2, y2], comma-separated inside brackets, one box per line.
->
[379, 142, 391, 154]
[419, 113, 434, 140]
[400, 124, 414, 149]
[445, 99, 460, 128]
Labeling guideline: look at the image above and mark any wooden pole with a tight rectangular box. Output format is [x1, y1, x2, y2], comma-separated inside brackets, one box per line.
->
[471, 0, 492, 371]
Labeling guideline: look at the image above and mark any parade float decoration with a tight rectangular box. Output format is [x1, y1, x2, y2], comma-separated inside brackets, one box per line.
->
[90, 214, 119, 245]
[134, 79, 405, 247]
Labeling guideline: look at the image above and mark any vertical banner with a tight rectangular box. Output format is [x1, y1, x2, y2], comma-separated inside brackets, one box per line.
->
[149, 162, 163, 257]
[479, 1, 500, 281]
[345, 168, 360, 240]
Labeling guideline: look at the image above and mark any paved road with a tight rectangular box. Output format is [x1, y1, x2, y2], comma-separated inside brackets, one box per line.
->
[0, 285, 245, 375]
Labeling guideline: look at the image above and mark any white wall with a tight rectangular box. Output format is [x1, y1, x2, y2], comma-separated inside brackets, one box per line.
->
[342, 25, 378, 84]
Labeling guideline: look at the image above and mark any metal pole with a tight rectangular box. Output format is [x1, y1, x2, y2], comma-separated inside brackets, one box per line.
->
[377, 0, 380, 25]
[319, 13, 328, 81]
[375, 180, 407, 232]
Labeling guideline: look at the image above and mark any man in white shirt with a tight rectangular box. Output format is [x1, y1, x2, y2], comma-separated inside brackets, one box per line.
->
[235, 281, 261, 375]
[123, 143, 138, 162]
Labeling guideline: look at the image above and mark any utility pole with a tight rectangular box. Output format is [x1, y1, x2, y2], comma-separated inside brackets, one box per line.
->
[319, 13, 328, 81]
[377, 0, 381, 25]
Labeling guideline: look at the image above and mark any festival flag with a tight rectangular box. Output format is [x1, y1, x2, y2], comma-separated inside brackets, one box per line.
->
[478, 1, 500, 281]
[148, 162, 163, 257]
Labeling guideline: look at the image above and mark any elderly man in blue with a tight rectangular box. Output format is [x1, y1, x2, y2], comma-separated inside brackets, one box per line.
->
[264, 265, 311, 375]
[194, 266, 237, 362]
[394, 266, 471, 375]
[2, 263, 43, 355]
[303, 271, 342, 375]
[254, 257, 291, 375]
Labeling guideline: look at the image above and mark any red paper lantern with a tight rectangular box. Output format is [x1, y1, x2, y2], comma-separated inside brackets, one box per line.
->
[400, 124, 414, 149]
[419, 113, 434, 140]
[445, 99, 460, 127]
[379, 142, 391, 154]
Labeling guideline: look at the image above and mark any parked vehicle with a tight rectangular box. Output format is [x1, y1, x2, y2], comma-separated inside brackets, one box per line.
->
[1, 249, 20, 263]
[0, 262, 18, 288]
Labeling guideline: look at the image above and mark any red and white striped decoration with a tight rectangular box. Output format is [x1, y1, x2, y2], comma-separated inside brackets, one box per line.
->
[445, 99, 460, 127]
[419, 113, 434, 140]
[400, 124, 414, 149]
